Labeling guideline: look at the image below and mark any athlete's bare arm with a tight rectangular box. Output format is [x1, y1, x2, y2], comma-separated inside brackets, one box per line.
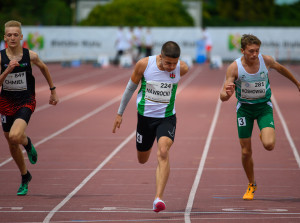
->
[112, 57, 148, 133]
[220, 61, 238, 101]
[0, 54, 21, 86]
[263, 55, 300, 92]
[130, 57, 148, 84]
[29, 50, 59, 105]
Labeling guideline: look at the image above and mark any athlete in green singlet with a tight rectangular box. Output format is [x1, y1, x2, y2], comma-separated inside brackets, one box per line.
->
[220, 34, 300, 200]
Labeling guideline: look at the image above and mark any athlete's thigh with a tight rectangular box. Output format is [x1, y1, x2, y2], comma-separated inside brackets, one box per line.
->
[257, 102, 275, 131]
[136, 113, 157, 152]
[156, 114, 176, 143]
[237, 105, 254, 139]
[10, 108, 32, 139]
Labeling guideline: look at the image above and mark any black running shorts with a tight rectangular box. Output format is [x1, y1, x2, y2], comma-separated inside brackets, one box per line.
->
[1, 107, 33, 132]
[136, 113, 176, 152]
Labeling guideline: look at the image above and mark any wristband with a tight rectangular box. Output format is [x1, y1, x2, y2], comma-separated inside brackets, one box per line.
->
[50, 86, 56, 90]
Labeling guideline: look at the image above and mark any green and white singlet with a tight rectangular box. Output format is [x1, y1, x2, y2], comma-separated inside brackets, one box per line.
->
[136, 55, 180, 118]
[234, 54, 272, 104]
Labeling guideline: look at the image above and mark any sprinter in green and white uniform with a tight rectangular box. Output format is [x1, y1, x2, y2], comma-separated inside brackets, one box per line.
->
[113, 41, 189, 213]
[220, 34, 300, 201]
[136, 54, 180, 117]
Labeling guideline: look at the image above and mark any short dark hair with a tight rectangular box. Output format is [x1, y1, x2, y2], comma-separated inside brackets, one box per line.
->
[241, 34, 261, 50]
[161, 41, 181, 58]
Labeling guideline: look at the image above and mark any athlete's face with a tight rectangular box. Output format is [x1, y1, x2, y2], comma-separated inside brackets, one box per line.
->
[241, 44, 260, 62]
[4, 27, 23, 48]
[160, 55, 179, 72]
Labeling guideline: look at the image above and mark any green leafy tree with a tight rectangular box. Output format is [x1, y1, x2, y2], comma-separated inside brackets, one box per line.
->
[0, 0, 72, 38]
[0, 1, 72, 26]
[203, 0, 300, 26]
[80, 0, 194, 26]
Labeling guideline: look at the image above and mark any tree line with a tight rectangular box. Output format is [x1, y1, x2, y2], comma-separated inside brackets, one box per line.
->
[1, 0, 299, 37]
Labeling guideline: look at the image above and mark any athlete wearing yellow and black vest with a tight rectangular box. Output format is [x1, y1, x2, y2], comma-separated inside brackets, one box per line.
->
[0, 48, 36, 132]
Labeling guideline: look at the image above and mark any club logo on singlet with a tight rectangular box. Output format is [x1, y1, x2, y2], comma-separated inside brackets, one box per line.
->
[260, 71, 266, 78]
[169, 73, 175, 79]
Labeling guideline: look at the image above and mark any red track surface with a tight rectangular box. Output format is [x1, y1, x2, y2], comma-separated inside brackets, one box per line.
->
[0, 63, 299, 223]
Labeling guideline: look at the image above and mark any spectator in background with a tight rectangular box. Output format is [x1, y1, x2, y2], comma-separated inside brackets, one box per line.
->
[114, 27, 130, 65]
[144, 28, 153, 57]
[203, 27, 212, 63]
[133, 26, 143, 62]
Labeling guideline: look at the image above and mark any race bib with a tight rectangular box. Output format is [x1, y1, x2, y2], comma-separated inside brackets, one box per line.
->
[241, 81, 266, 99]
[3, 72, 27, 91]
[145, 81, 173, 103]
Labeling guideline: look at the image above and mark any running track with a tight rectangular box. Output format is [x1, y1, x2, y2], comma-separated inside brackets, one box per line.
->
[0, 62, 299, 223]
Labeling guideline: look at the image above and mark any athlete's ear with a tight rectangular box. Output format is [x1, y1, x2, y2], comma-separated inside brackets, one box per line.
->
[20, 34, 23, 40]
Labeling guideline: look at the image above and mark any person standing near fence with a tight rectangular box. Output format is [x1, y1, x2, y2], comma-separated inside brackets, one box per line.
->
[220, 34, 300, 200]
[0, 20, 59, 196]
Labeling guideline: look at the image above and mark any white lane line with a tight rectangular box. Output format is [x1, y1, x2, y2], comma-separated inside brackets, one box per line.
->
[36, 68, 109, 93]
[0, 70, 130, 167]
[35, 71, 129, 112]
[42, 66, 201, 223]
[42, 131, 136, 223]
[271, 95, 300, 168]
[184, 98, 222, 223]
[0, 95, 122, 168]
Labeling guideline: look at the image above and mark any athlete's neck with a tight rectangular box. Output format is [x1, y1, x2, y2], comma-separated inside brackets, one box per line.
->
[6, 47, 23, 61]
[156, 55, 165, 71]
[241, 56, 259, 67]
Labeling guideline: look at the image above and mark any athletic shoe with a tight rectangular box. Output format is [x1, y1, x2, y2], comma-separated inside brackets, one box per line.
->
[17, 172, 32, 196]
[153, 198, 166, 213]
[25, 137, 37, 164]
[243, 183, 257, 200]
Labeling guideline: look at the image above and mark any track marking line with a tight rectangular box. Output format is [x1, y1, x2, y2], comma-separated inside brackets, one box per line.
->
[184, 98, 222, 223]
[271, 95, 300, 168]
[42, 66, 200, 223]
[0, 70, 131, 167]
[35, 71, 129, 112]
[36, 67, 118, 93]
[0, 95, 122, 168]
[42, 131, 136, 223]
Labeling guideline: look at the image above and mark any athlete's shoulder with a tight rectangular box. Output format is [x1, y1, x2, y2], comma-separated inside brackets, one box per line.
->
[136, 57, 149, 70]
[133, 57, 149, 78]
[228, 60, 238, 71]
[180, 60, 189, 76]
[261, 54, 275, 67]
[226, 60, 238, 79]
[28, 49, 38, 60]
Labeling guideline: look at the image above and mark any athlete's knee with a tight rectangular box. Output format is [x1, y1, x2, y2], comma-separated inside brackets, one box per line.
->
[263, 140, 275, 151]
[137, 150, 151, 164]
[157, 147, 169, 161]
[8, 132, 23, 145]
[241, 148, 252, 160]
